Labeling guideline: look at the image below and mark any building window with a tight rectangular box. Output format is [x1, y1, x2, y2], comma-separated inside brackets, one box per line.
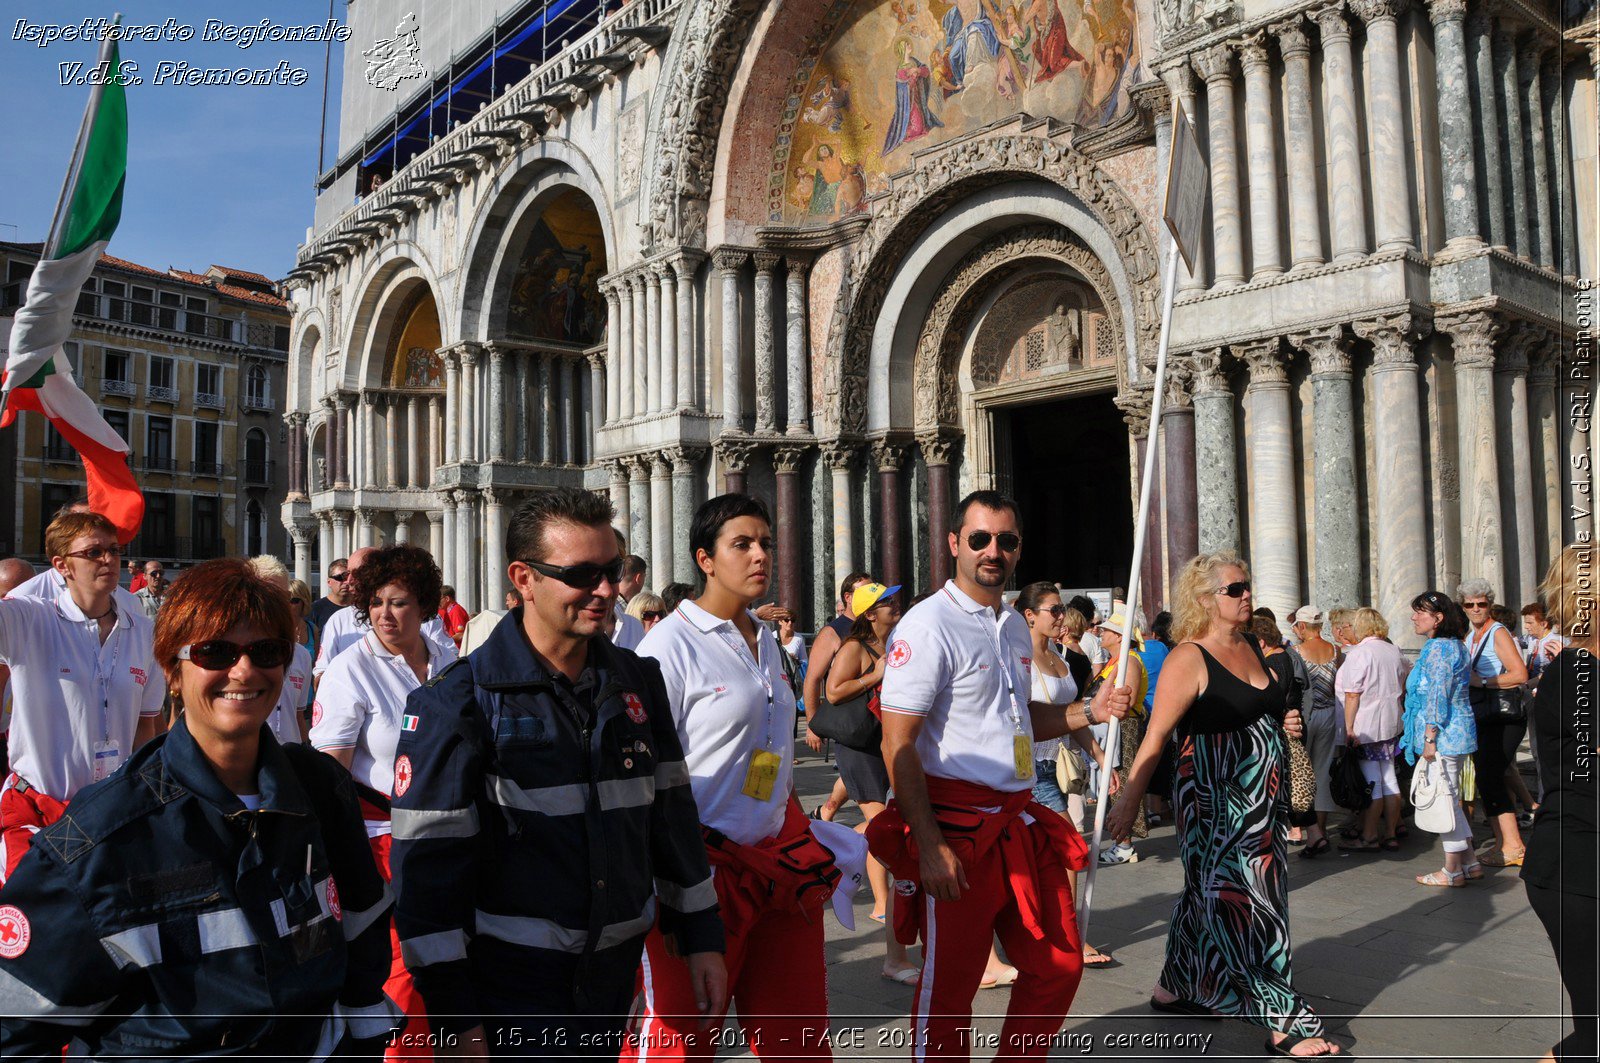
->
[273, 325, 290, 351]
[196, 363, 223, 409]
[146, 416, 173, 471]
[245, 427, 270, 484]
[142, 492, 174, 556]
[194, 421, 220, 477]
[43, 424, 73, 462]
[245, 365, 270, 409]
[184, 296, 208, 337]
[246, 499, 265, 556]
[63, 342, 81, 385]
[104, 409, 129, 444]
[158, 291, 180, 330]
[40, 484, 77, 551]
[192, 496, 221, 558]
[102, 349, 136, 396]
[147, 356, 177, 403]
[102, 279, 126, 321]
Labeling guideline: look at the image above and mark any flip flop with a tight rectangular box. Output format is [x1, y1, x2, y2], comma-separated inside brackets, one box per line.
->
[868, 912, 887, 924]
[1082, 949, 1117, 968]
[979, 965, 1018, 989]
[1339, 826, 1362, 840]
[1148, 996, 1222, 1020]
[1380, 837, 1401, 852]
[881, 967, 920, 985]
[1299, 838, 1331, 858]
[1266, 1034, 1343, 1056]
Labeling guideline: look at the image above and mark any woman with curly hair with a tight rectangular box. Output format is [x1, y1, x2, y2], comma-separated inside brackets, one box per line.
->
[310, 543, 449, 1057]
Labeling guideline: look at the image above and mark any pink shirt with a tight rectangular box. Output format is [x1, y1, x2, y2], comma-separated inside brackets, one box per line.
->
[1334, 636, 1411, 744]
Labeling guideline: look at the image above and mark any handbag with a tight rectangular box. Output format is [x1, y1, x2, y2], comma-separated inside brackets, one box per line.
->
[1459, 754, 1478, 803]
[1055, 745, 1087, 796]
[1286, 736, 1316, 815]
[807, 644, 883, 753]
[1409, 756, 1457, 834]
[1467, 627, 1526, 724]
[1329, 748, 1373, 812]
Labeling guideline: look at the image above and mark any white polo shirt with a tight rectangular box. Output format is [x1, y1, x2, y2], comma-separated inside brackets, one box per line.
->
[11, 567, 145, 617]
[638, 600, 795, 845]
[267, 643, 313, 746]
[313, 605, 455, 675]
[612, 600, 644, 651]
[880, 579, 1037, 793]
[310, 631, 448, 835]
[0, 591, 164, 800]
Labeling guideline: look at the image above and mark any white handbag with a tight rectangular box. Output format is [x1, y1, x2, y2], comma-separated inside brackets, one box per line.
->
[1409, 757, 1456, 835]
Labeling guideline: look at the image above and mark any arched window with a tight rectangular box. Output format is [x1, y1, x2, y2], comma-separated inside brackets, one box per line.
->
[245, 427, 269, 485]
[246, 499, 264, 556]
[246, 365, 269, 408]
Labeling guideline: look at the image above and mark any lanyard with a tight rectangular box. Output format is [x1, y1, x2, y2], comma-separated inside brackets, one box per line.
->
[88, 614, 123, 745]
[711, 619, 776, 751]
[950, 589, 1027, 736]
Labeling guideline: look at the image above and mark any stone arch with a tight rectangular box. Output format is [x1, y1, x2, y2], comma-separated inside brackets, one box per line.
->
[344, 255, 442, 392]
[823, 135, 1161, 436]
[457, 140, 618, 343]
[290, 319, 322, 411]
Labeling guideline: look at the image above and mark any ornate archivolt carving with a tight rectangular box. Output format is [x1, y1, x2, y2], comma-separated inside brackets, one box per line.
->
[909, 225, 1128, 433]
[824, 133, 1162, 437]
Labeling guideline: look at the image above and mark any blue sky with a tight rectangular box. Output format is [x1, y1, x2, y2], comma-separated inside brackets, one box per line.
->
[0, 2, 346, 278]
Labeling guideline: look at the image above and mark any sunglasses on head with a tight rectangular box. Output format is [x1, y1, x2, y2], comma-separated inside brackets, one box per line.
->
[966, 531, 1021, 553]
[523, 557, 624, 590]
[178, 638, 295, 671]
[1214, 580, 1251, 598]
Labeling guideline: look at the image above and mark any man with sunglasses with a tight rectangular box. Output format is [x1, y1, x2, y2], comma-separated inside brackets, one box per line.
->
[869, 490, 1133, 1061]
[391, 489, 724, 1057]
[311, 557, 352, 631]
[133, 562, 167, 621]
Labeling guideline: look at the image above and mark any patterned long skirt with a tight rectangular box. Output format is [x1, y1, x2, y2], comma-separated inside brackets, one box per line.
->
[1158, 713, 1324, 1038]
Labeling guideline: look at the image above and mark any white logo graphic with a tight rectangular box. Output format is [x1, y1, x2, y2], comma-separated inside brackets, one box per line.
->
[364, 12, 426, 91]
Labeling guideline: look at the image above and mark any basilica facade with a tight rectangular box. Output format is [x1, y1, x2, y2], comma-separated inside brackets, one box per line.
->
[282, 0, 1597, 645]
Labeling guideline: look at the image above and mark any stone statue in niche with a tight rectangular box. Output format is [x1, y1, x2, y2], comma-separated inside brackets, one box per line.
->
[1045, 302, 1080, 365]
[316, 457, 328, 491]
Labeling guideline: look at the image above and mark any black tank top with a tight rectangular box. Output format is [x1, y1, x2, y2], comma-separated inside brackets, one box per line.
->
[1179, 633, 1287, 736]
[827, 615, 853, 641]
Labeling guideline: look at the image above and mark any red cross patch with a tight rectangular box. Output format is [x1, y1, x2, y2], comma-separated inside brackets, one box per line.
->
[393, 754, 413, 797]
[623, 692, 647, 724]
[888, 640, 912, 668]
[0, 906, 30, 959]
[326, 878, 342, 921]
[311, 702, 324, 728]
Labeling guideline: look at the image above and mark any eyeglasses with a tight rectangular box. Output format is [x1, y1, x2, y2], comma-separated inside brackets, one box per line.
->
[641, 610, 663, 622]
[1463, 600, 1490, 609]
[1214, 581, 1251, 598]
[966, 531, 1021, 553]
[64, 545, 122, 563]
[522, 557, 625, 590]
[178, 638, 295, 671]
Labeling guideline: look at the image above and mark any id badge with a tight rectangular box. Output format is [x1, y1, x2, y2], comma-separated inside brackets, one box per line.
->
[1012, 734, 1034, 780]
[741, 749, 782, 802]
[92, 740, 124, 782]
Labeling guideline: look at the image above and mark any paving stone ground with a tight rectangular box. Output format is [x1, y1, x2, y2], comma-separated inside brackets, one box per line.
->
[717, 738, 1571, 1062]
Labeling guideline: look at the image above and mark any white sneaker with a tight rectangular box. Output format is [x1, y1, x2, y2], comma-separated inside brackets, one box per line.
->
[1098, 842, 1139, 865]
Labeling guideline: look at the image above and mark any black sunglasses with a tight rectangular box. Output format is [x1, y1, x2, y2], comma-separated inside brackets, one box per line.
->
[178, 638, 295, 671]
[966, 531, 1021, 553]
[328, 572, 350, 583]
[1214, 580, 1251, 598]
[523, 557, 625, 590]
[1043, 604, 1065, 617]
[641, 610, 664, 622]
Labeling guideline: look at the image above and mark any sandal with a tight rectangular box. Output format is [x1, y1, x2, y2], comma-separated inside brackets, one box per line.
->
[1380, 837, 1401, 852]
[1149, 995, 1222, 1019]
[1339, 826, 1362, 840]
[1266, 1034, 1344, 1056]
[1416, 868, 1467, 887]
[1481, 849, 1525, 867]
[1299, 838, 1331, 859]
[881, 966, 921, 985]
[980, 965, 1018, 989]
[1083, 947, 1117, 968]
[1339, 837, 1381, 852]
[1462, 861, 1484, 880]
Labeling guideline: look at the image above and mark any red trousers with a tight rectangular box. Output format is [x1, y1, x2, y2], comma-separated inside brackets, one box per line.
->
[369, 832, 431, 1060]
[0, 774, 67, 885]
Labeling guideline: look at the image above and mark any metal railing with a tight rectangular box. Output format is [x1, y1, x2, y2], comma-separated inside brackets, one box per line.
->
[147, 384, 178, 403]
[242, 392, 274, 412]
[141, 456, 177, 473]
[126, 535, 228, 561]
[244, 459, 273, 485]
[195, 392, 224, 409]
[192, 460, 223, 478]
[102, 378, 136, 397]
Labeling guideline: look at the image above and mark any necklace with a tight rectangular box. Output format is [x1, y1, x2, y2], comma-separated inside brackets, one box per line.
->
[85, 603, 116, 621]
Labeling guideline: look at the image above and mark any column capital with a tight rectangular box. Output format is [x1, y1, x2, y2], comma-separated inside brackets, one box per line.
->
[1349, 0, 1405, 25]
[1439, 311, 1503, 370]
[330, 510, 351, 528]
[753, 250, 783, 275]
[671, 249, 705, 281]
[485, 342, 508, 366]
[1311, 2, 1353, 42]
[1114, 386, 1155, 437]
[715, 437, 759, 473]
[355, 506, 379, 525]
[626, 454, 652, 479]
[711, 247, 750, 272]
[290, 519, 316, 543]
[1160, 60, 1197, 100]
[394, 510, 414, 525]
[1163, 362, 1195, 409]
[1239, 31, 1272, 72]
[1289, 326, 1353, 377]
[783, 253, 814, 277]
[1193, 42, 1235, 82]
[1425, 0, 1467, 25]
[772, 444, 809, 474]
[482, 487, 505, 507]
[1188, 348, 1232, 396]
[361, 390, 379, 407]
[1354, 313, 1430, 366]
[648, 260, 672, 283]
[333, 391, 353, 412]
[427, 509, 445, 526]
[666, 445, 708, 472]
[457, 342, 481, 368]
[917, 431, 962, 467]
[603, 458, 629, 484]
[820, 441, 860, 471]
[1495, 321, 1544, 375]
[1270, 15, 1312, 55]
[1234, 339, 1289, 387]
[871, 438, 911, 472]
[586, 350, 606, 371]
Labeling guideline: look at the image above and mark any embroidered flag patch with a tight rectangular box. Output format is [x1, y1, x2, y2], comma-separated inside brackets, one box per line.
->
[401, 713, 419, 732]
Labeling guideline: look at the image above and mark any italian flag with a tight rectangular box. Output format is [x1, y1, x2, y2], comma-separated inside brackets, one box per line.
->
[1, 35, 143, 543]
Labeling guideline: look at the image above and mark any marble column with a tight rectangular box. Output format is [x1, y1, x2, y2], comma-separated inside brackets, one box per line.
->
[1443, 312, 1506, 597]
[384, 397, 401, 489]
[658, 264, 678, 416]
[1194, 44, 1245, 287]
[406, 397, 421, 488]
[487, 345, 507, 462]
[606, 461, 629, 536]
[538, 353, 557, 464]
[1520, 40, 1554, 270]
[873, 440, 909, 593]
[1546, 54, 1578, 277]
[1528, 340, 1562, 571]
[823, 443, 858, 593]
[715, 250, 748, 432]
[427, 397, 442, 483]
[559, 359, 577, 464]
[1496, 325, 1540, 604]
[631, 274, 649, 419]
[1495, 23, 1532, 259]
[331, 510, 351, 561]
[440, 493, 457, 590]
[674, 255, 699, 409]
[1291, 326, 1361, 609]
[357, 507, 377, 550]
[318, 517, 335, 581]
[919, 435, 958, 590]
[645, 267, 663, 414]
[753, 252, 781, 434]
[361, 393, 380, 489]
[291, 523, 312, 585]
[587, 354, 605, 461]
[604, 282, 621, 424]
[428, 512, 444, 570]
[785, 257, 811, 434]
[1239, 340, 1301, 618]
[774, 446, 807, 609]
[454, 490, 478, 613]
[1469, 14, 1508, 248]
[1429, 0, 1483, 248]
[512, 347, 530, 462]
[1313, 3, 1369, 260]
[393, 511, 412, 546]
[334, 395, 352, 487]
[442, 349, 459, 465]
[1355, 315, 1431, 645]
[617, 277, 636, 421]
[1239, 33, 1284, 278]
[628, 459, 651, 577]
[1354, 0, 1414, 249]
[482, 490, 505, 605]
[459, 344, 479, 464]
[717, 439, 755, 497]
[1274, 18, 1325, 268]
[669, 447, 706, 584]
[1163, 365, 1199, 582]
[1190, 350, 1240, 553]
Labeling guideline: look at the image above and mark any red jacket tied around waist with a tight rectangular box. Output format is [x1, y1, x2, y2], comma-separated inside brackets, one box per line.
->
[701, 798, 840, 934]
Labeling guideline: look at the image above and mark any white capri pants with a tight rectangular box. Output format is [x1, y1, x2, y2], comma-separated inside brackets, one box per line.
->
[1433, 753, 1476, 854]
[1359, 755, 1401, 798]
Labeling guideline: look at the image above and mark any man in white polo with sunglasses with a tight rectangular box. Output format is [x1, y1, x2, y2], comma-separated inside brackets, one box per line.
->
[869, 490, 1132, 1062]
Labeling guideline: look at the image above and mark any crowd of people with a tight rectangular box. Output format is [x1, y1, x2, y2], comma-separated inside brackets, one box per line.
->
[0, 490, 1592, 1063]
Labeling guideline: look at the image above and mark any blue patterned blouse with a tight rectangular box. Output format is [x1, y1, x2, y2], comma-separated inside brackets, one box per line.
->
[1401, 637, 1478, 762]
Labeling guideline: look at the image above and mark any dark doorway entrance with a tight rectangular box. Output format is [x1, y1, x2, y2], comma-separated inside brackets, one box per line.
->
[994, 392, 1132, 589]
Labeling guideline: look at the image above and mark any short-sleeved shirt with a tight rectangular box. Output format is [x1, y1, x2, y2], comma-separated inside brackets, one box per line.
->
[11, 567, 145, 617]
[313, 605, 456, 675]
[1333, 636, 1410, 744]
[637, 600, 796, 845]
[879, 580, 1036, 793]
[612, 600, 644, 651]
[437, 602, 469, 643]
[268, 643, 314, 746]
[310, 631, 448, 835]
[0, 590, 165, 800]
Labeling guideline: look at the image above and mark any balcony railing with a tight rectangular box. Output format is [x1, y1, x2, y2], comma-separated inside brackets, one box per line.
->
[141, 455, 177, 473]
[82, 295, 242, 344]
[192, 460, 223, 478]
[147, 384, 178, 404]
[195, 391, 224, 410]
[244, 459, 273, 485]
[102, 378, 136, 397]
[125, 535, 227, 561]
[242, 392, 273, 412]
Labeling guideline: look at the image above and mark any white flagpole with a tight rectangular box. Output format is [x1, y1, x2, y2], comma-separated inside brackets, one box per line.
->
[1077, 240, 1181, 944]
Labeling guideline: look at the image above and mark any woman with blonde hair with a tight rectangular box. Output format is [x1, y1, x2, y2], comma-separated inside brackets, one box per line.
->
[246, 557, 315, 745]
[1457, 577, 1531, 866]
[1106, 554, 1335, 1057]
[625, 590, 668, 633]
[1328, 608, 1357, 647]
[1335, 606, 1410, 852]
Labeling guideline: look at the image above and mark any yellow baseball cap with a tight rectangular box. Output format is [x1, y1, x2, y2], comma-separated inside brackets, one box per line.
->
[851, 582, 901, 617]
